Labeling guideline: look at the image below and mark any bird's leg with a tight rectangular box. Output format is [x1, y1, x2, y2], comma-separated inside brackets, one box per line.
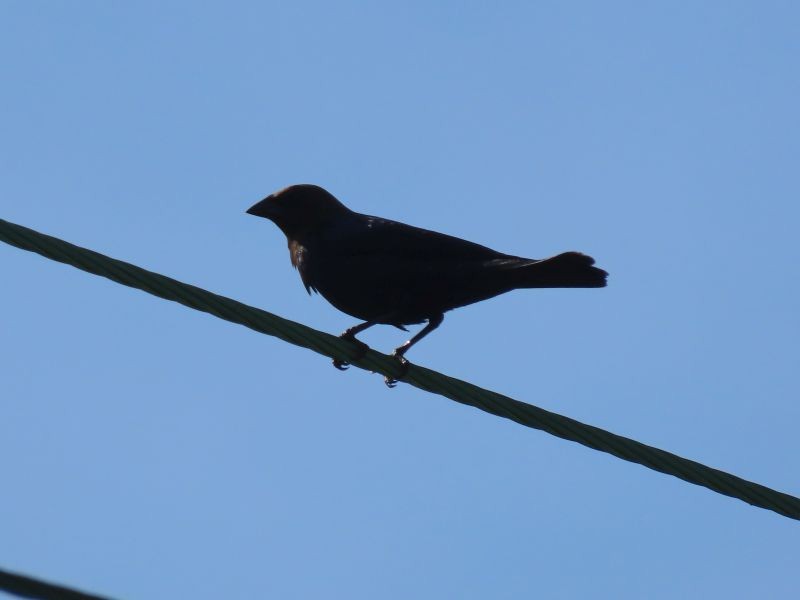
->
[332, 320, 376, 370]
[384, 314, 445, 388]
[392, 314, 445, 359]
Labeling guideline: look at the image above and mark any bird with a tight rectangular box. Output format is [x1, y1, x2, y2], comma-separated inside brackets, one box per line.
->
[247, 184, 607, 386]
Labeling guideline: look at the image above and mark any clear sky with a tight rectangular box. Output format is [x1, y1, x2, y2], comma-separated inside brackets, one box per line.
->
[2, 2, 799, 598]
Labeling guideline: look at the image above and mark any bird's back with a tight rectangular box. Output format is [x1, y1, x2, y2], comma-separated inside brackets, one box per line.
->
[297, 212, 536, 325]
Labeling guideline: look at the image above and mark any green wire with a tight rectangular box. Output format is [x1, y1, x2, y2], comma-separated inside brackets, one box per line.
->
[2, 217, 798, 522]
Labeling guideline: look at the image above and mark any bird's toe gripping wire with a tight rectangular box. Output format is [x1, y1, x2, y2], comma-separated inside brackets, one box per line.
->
[332, 324, 373, 370]
[332, 337, 369, 370]
[332, 358, 351, 371]
[384, 353, 410, 388]
[383, 314, 443, 387]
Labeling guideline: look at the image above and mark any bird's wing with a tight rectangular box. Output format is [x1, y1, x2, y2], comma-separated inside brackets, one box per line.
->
[325, 214, 510, 261]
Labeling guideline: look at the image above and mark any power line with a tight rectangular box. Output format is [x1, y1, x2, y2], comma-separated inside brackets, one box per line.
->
[2, 217, 799, 521]
[0, 568, 112, 600]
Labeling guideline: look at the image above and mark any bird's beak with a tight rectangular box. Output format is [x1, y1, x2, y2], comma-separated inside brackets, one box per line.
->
[246, 196, 276, 219]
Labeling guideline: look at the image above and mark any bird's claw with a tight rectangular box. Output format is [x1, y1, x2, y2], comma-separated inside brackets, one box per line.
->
[384, 355, 410, 388]
[332, 358, 350, 371]
[332, 335, 369, 372]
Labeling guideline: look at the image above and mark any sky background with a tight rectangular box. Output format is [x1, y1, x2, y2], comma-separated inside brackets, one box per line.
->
[2, 1, 799, 598]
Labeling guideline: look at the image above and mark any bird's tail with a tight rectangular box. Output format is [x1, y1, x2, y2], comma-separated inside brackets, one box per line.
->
[506, 252, 608, 288]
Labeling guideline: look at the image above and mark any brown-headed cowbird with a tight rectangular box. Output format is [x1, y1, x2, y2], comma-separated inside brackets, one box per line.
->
[247, 184, 607, 386]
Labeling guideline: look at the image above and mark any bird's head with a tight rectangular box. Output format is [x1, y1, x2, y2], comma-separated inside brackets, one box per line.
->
[247, 184, 351, 239]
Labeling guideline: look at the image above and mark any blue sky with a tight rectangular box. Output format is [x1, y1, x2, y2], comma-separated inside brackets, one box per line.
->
[2, 2, 799, 598]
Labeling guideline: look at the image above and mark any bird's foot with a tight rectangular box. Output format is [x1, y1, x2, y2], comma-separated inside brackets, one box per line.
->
[384, 354, 410, 388]
[332, 335, 369, 371]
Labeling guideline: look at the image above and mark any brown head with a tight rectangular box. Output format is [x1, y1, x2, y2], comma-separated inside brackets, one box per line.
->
[246, 184, 351, 239]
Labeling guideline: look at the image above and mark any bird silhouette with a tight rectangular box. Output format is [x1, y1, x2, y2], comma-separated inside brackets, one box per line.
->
[247, 184, 607, 386]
